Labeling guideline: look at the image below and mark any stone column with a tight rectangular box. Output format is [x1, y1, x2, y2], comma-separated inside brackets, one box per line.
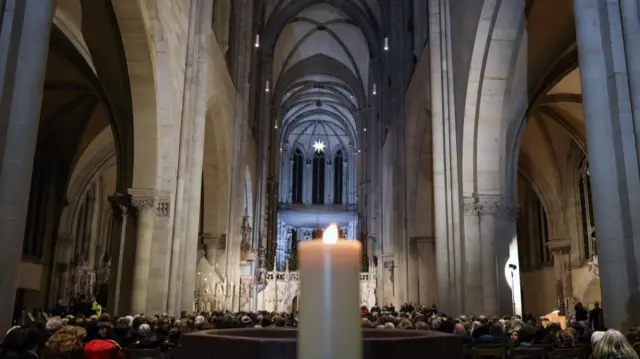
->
[548, 240, 572, 315]
[0, 0, 54, 333]
[407, 237, 420, 303]
[107, 196, 134, 316]
[415, 237, 436, 306]
[574, 0, 640, 331]
[202, 233, 226, 274]
[463, 196, 484, 315]
[462, 195, 517, 316]
[129, 189, 158, 314]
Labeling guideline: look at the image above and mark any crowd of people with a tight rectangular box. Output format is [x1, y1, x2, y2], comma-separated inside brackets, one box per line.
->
[1, 298, 639, 359]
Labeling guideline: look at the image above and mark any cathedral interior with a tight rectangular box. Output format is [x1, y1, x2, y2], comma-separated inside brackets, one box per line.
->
[7, 0, 640, 333]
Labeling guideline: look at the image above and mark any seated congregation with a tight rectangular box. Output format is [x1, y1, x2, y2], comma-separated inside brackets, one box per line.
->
[1, 302, 639, 359]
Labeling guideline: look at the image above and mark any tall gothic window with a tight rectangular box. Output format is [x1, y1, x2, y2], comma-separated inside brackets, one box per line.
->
[333, 150, 344, 204]
[312, 151, 326, 204]
[579, 158, 596, 260]
[292, 149, 304, 203]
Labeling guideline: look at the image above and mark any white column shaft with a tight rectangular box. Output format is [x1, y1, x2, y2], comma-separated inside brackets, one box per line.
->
[574, 0, 640, 331]
[0, 0, 54, 334]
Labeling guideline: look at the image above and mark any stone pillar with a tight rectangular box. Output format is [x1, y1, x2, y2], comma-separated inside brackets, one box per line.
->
[202, 233, 226, 273]
[415, 237, 435, 306]
[407, 237, 420, 304]
[548, 240, 572, 316]
[129, 189, 163, 314]
[107, 196, 134, 316]
[574, 0, 640, 331]
[130, 200, 154, 314]
[462, 195, 516, 316]
[0, 0, 54, 333]
[463, 196, 484, 315]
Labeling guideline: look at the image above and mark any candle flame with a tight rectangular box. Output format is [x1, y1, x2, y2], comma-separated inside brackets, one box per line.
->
[323, 224, 339, 244]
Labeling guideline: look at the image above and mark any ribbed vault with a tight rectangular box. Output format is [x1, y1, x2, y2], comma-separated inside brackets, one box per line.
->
[269, 1, 381, 157]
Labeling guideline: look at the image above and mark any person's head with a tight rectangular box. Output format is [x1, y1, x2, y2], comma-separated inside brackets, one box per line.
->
[509, 330, 519, 341]
[591, 331, 606, 345]
[45, 326, 86, 355]
[398, 319, 413, 329]
[454, 323, 466, 335]
[97, 322, 112, 338]
[137, 324, 151, 337]
[57, 299, 64, 306]
[46, 317, 63, 332]
[2, 326, 24, 351]
[592, 329, 639, 359]
[594, 301, 600, 308]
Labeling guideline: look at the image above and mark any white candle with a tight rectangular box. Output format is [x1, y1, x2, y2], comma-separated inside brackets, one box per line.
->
[298, 224, 362, 359]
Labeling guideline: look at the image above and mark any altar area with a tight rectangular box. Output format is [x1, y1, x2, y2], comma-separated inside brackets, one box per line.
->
[194, 263, 377, 312]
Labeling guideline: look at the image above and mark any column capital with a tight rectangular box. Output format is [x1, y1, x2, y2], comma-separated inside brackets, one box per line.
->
[201, 233, 226, 250]
[463, 194, 516, 218]
[108, 193, 132, 216]
[127, 188, 170, 217]
[547, 239, 571, 254]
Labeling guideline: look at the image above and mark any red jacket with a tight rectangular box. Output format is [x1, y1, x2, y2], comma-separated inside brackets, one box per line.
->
[84, 339, 123, 359]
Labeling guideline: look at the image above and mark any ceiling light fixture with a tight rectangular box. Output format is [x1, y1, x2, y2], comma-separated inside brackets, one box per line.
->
[265, 80, 270, 93]
[372, 84, 377, 95]
[384, 37, 389, 51]
[364, 127, 367, 132]
[255, 34, 260, 48]
[312, 140, 326, 153]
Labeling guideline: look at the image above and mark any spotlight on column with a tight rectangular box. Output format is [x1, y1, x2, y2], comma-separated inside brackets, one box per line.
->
[384, 37, 389, 51]
[274, 124, 278, 129]
[265, 80, 270, 93]
[372, 84, 377, 95]
[358, 149, 361, 153]
[255, 34, 260, 48]
[363, 127, 367, 132]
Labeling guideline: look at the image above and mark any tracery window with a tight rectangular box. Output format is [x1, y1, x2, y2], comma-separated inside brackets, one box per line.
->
[578, 158, 596, 260]
[291, 149, 304, 203]
[312, 151, 325, 204]
[333, 150, 344, 204]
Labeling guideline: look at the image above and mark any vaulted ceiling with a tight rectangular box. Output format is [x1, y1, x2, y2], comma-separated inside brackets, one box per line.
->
[266, 1, 382, 157]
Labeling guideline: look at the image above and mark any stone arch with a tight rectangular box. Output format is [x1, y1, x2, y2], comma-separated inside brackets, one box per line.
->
[461, 0, 527, 198]
[202, 105, 232, 236]
[505, 47, 579, 201]
[109, 0, 160, 189]
[404, 49, 431, 237]
[580, 277, 602, 308]
[262, 0, 381, 58]
[518, 153, 565, 240]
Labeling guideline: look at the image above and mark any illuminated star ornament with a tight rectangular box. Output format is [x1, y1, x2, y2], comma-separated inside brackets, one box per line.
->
[312, 140, 326, 152]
